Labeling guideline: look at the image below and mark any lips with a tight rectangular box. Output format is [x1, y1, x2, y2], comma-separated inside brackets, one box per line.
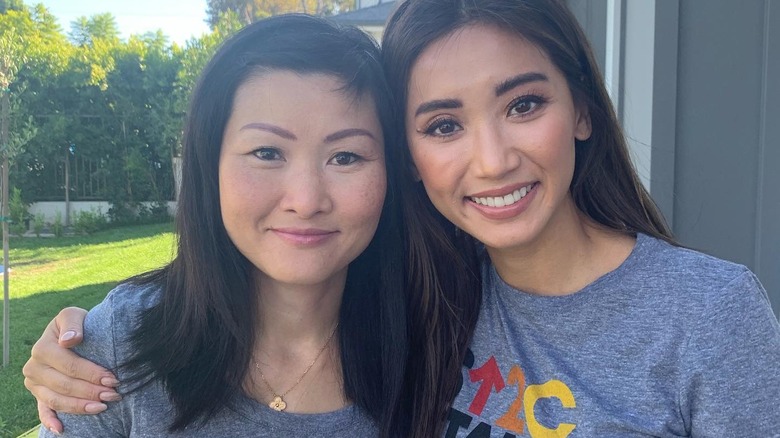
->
[271, 228, 338, 245]
[469, 182, 537, 207]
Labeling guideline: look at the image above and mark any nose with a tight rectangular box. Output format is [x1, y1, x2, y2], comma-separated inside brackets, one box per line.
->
[471, 121, 520, 179]
[279, 166, 333, 218]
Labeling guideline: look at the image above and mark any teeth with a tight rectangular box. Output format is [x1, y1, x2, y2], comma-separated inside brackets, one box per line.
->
[470, 183, 535, 207]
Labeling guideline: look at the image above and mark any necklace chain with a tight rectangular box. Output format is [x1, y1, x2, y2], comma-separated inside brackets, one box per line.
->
[254, 323, 338, 412]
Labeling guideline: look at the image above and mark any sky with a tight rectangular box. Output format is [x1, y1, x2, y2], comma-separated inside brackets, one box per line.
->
[33, 0, 211, 45]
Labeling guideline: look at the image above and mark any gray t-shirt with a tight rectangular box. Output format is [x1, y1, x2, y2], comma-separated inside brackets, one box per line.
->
[446, 233, 780, 437]
[39, 283, 377, 437]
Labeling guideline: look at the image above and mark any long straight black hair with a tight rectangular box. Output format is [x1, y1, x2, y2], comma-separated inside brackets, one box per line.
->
[383, 0, 675, 245]
[117, 14, 417, 436]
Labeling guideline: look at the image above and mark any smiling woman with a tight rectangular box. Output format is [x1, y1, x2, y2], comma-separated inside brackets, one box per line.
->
[219, 73, 386, 293]
[23, 13, 480, 438]
[382, 0, 780, 436]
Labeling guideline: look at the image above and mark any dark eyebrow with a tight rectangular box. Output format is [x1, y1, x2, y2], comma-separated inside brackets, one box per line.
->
[495, 72, 549, 97]
[239, 122, 296, 140]
[324, 128, 377, 143]
[414, 99, 462, 117]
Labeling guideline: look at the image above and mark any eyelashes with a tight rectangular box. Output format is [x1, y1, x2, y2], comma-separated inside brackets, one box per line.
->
[506, 93, 548, 117]
[251, 147, 365, 166]
[418, 92, 550, 138]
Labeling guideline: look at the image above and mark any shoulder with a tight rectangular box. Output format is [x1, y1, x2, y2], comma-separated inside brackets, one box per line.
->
[87, 281, 162, 335]
[637, 235, 748, 283]
[629, 235, 762, 301]
[77, 281, 163, 369]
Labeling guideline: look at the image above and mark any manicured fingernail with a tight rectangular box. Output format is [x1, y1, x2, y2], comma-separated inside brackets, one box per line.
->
[99, 391, 122, 402]
[60, 330, 76, 341]
[48, 427, 62, 436]
[101, 377, 119, 386]
[85, 402, 107, 413]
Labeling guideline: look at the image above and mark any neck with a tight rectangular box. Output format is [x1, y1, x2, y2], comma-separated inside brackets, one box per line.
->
[246, 269, 347, 413]
[254, 270, 344, 346]
[487, 203, 635, 296]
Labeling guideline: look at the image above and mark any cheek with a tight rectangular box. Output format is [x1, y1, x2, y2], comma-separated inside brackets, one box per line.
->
[409, 144, 463, 206]
[346, 166, 387, 228]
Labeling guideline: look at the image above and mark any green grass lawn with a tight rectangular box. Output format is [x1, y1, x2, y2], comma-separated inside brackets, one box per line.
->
[0, 223, 176, 438]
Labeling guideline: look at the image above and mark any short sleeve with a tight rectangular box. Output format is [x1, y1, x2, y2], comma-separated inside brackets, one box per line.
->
[680, 269, 780, 437]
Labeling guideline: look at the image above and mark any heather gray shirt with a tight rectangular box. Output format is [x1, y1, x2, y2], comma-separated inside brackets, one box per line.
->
[447, 234, 780, 437]
[39, 283, 377, 437]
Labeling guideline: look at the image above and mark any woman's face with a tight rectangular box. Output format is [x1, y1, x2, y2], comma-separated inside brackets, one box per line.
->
[405, 24, 591, 253]
[219, 71, 386, 289]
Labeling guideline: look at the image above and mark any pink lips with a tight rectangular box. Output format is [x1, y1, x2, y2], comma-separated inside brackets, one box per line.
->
[466, 182, 538, 220]
[271, 228, 338, 246]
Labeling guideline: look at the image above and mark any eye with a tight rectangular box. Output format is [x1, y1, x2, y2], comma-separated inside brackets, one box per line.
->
[329, 152, 361, 166]
[422, 117, 463, 137]
[508, 95, 547, 117]
[253, 147, 283, 161]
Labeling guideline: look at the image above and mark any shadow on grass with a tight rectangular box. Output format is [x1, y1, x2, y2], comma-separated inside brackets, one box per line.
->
[0, 282, 122, 438]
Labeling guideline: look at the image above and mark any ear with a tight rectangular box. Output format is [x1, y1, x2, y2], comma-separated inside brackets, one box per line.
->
[574, 107, 592, 141]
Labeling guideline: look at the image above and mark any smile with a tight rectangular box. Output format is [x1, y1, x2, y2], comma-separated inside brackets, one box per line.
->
[469, 183, 536, 207]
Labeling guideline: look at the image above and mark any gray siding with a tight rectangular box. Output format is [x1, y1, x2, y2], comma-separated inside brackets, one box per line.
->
[570, 0, 780, 315]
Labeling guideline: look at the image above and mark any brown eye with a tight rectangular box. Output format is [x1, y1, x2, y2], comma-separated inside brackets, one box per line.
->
[253, 147, 283, 161]
[423, 118, 462, 137]
[508, 95, 547, 117]
[329, 152, 361, 166]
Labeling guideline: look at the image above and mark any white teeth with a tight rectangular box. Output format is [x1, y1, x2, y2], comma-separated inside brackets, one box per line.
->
[470, 183, 535, 207]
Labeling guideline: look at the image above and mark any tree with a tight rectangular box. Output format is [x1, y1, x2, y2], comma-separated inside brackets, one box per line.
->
[0, 0, 23, 14]
[68, 13, 120, 46]
[205, 0, 354, 27]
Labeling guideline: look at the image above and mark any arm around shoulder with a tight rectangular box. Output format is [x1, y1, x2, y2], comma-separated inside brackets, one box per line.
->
[46, 288, 134, 437]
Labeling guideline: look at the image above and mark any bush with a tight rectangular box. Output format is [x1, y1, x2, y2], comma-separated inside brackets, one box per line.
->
[138, 201, 172, 224]
[73, 208, 109, 235]
[109, 201, 171, 226]
[53, 211, 63, 237]
[9, 187, 29, 235]
[33, 213, 45, 237]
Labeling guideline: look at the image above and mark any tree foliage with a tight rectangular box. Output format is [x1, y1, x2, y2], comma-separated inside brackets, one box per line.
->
[2, 2, 242, 221]
[205, 0, 354, 27]
[3, 0, 361, 219]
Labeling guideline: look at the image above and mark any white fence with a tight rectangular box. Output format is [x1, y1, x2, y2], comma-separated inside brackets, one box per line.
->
[28, 201, 177, 225]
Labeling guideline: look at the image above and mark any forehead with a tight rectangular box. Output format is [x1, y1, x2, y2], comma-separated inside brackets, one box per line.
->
[229, 70, 381, 129]
[409, 24, 559, 93]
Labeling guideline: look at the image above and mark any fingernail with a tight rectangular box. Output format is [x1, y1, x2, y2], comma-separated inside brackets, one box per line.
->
[48, 427, 62, 436]
[99, 391, 122, 402]
[60, 330, 76, 342]
[101, 377, 119, 386]
[85, 402, 107, 413]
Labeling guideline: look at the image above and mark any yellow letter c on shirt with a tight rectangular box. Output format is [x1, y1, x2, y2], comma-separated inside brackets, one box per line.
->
[523, 380, 576, 438]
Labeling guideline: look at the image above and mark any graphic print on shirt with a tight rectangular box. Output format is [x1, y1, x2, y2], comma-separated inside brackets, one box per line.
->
[446, 348, 576, 438]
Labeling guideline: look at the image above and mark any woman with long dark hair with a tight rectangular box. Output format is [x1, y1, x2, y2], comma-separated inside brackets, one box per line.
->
[26, 12, 478, 437]
[381, 0, 779, 435]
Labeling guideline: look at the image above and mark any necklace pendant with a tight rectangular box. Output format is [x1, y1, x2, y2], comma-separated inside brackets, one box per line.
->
[269, 395, 287, 411]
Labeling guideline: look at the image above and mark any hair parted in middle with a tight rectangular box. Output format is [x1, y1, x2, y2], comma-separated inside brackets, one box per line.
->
[111, 13, 479, 437]
[383, 0, 675, 246]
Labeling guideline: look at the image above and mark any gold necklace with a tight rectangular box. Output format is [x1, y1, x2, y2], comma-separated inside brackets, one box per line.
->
[254, 323, 338, 412]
